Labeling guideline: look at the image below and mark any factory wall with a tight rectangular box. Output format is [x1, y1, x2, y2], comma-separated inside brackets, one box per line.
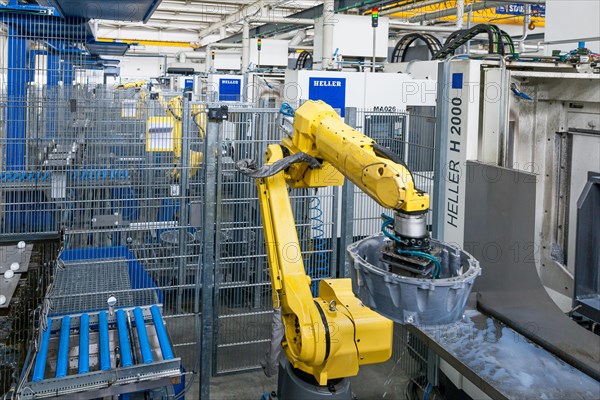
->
[116, 55, 169, 80]
[545, 0, 600, 53]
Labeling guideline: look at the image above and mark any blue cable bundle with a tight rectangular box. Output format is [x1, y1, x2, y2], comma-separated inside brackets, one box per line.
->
[381, 214, 441, 278]
[308, 197, 330, 296]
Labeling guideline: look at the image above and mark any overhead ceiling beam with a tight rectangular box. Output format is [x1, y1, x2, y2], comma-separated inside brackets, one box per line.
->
[198, 0, 277, 38]
[151, 12, 221, 23]
[178, 0, 267, 5]
[380, 0, 448, 16]
[98, 21, 204, 31]
[156, 3, 241, 15]
[216, 0, 369, 43]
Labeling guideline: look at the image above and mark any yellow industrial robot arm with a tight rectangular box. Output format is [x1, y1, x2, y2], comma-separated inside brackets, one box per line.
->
[238, 100, 430, 386]
[115, 80, 148, 89]
[253, 143, 392, 386]
[163, 96, 205, 179]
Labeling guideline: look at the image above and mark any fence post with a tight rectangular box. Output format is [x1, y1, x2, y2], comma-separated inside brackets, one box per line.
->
[177, 98, 191, 313]
[200, 112, 222, 399]
[338, 107, 357, 278]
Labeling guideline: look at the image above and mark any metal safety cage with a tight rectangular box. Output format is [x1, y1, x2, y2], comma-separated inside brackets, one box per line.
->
[5, 94, 207, 398]
[53, 95, 205, 378]
[1, 8, 99, 394]
[1, 12, 207, 392]
[1, 8, 99, 239]
[209, 106, 342, 375]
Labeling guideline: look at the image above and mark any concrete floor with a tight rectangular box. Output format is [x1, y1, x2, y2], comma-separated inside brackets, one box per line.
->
[187, 359, 410, 399]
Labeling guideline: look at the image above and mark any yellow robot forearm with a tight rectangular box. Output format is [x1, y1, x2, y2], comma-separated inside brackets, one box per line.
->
[288, 100, 429, 213]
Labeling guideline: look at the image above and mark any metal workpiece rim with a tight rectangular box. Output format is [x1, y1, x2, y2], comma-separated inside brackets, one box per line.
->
[347, 233, 481, 288]
[349, 233, 482, 325]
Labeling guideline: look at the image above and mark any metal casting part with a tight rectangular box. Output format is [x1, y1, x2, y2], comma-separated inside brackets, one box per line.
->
[348, 233, 480, 325]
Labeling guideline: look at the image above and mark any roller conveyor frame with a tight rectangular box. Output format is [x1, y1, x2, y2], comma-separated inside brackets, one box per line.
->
[19, 305, 181, 399]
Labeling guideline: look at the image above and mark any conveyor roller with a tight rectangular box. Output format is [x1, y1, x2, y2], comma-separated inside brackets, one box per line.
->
[19, 305, 180, 399]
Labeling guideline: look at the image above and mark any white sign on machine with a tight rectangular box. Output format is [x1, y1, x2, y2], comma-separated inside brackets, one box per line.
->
[440, 60, 483, 247]
[364, 73, 437, 109]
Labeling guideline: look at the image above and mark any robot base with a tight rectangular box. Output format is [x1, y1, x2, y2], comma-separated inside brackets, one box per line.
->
[268, 359, 353, 400]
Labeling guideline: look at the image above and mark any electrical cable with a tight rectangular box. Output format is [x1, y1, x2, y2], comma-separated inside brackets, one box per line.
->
[422, 383, 433, 400]
[510, 83, 533, 100]
[435, 24, 513, 59]
[295, 51, 313, 70]
[236, 152, 321, 179]
[391, 33, 442, 63]
[381, 215, 441, 278]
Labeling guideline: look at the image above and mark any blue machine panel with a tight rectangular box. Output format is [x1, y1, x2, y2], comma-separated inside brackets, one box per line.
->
[218, 78, 242, 101]
[308, 77, 346, 117]
[184, 79, 194, 90]
[451, 73, 463, 89]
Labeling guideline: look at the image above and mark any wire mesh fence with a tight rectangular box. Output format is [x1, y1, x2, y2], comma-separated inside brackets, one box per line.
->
[348, 106, 437, 239]
[1, 12, 126, 393]
[391, 324, 432, 393]
[1, 45, 206, 389]
[212, 108, 341, 374]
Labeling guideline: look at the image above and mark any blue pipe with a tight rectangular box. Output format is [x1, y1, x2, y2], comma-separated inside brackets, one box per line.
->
[6, 27, 27, 171]
[32, 319, 53, 382]
[150, 305, 174, 360]
[79, 314, 90, 374]
[62, 61, 74, 88]
[116, 310, 133, 367]
[55, 316, 71, 378]
[98, 312, 111, 370]
[134, 308, 153, 364]
[47, 54, 60, 86]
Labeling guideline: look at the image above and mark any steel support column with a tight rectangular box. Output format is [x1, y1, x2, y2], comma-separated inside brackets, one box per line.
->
[177, 99, 191, 313]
